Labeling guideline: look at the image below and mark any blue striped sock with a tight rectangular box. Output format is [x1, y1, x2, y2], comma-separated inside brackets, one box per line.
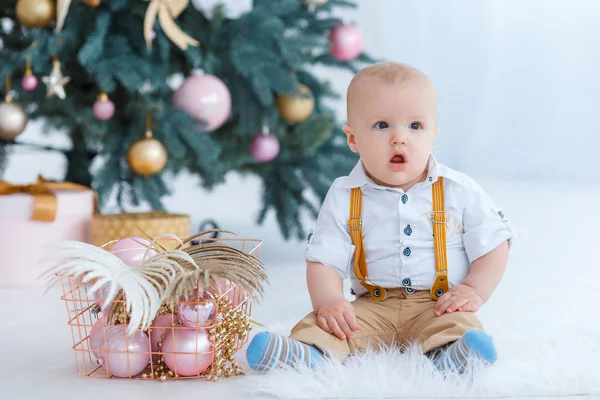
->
[430, 329, 498, 372]
[246, 332, 324, 372]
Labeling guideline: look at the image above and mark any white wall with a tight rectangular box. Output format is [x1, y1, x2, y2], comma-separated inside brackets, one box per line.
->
[5, 0, 600, 256]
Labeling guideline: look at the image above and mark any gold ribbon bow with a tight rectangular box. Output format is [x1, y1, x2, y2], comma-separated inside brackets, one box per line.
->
[55, 0, 73, 33]
[0, 176, 94, 222]
[144, 0, 200, 51]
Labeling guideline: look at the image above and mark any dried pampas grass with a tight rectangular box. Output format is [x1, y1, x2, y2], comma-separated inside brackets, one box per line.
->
[164, 229, 268, 307]
[40, 229, 268, 334]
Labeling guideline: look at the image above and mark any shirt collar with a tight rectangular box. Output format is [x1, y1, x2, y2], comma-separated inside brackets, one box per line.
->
[341, 154, 442, 191]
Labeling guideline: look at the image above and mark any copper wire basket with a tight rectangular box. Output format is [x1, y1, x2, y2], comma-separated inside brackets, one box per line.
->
[59, 236, 262, 381]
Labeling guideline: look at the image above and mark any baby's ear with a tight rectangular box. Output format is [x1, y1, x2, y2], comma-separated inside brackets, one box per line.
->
[343, 124, 358, 153]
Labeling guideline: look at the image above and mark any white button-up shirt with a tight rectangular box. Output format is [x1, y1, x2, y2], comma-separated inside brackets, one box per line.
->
[305, 155, 514, 296]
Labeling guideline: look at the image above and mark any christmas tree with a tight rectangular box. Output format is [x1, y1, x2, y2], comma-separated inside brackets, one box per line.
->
[0, 0, 373, 240]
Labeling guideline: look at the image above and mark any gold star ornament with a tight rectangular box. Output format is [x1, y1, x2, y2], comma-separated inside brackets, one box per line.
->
[42, 56, 70, 99]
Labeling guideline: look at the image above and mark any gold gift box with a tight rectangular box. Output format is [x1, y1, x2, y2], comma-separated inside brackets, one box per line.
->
[90, 211, 191, 249]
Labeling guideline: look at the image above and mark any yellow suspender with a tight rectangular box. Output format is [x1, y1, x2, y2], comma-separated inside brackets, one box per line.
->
[349, 188, 387, 302]
[348, 177, 449, 302]
[431, 177, 449, 300]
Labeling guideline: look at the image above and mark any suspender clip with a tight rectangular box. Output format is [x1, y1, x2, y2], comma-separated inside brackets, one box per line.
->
[348, 216, 362, 230]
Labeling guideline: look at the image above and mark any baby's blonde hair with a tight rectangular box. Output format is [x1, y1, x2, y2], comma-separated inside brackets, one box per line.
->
[346, 62, 433, 109]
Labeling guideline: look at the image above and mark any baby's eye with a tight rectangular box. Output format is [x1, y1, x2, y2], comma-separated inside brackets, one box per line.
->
[374, 121, 389, 129]
[409, 122, 422, 130]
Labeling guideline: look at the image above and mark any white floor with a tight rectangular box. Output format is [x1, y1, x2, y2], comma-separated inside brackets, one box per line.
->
[2, 179, 600, 399]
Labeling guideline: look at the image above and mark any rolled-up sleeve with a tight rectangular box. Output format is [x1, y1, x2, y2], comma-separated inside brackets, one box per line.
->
[461, 178, 515, 263]
[305, 179, 355, 279]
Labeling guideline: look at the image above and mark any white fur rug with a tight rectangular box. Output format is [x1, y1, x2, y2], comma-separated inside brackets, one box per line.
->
[242, 319, 600, 399]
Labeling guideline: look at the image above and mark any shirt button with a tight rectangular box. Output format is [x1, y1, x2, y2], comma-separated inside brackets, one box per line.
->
[406, 287, 415, 294]
[404, 225, 412, 236]
[402, 194, 408, 204]
[402, 278, 411, 286]
[403, 247, 411, 257]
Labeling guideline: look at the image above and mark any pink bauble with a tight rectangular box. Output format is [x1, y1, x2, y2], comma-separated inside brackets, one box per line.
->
[161, 328, 213, 376]
[91, 237, 156, 306]
[330, 23, 363, 61]
[96, 326, 151, 378]
[21, 74, 38, 91]
[89, 316, 110, 359]
[250, 133, 280, 162]
[110, 236, 157, 268]
[218, 278, 246, 308]
[93, 97, 115, 120]
[178, 289, 218, 328]
[149, 313, 176, 362]
[172, 73, 231, 132]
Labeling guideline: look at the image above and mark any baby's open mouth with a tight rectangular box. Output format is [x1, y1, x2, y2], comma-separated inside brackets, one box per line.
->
[390, 154, 405, 164]
[389, 153, 407, 171]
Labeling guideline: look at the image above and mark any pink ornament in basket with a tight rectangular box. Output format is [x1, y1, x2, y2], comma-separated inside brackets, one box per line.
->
[149, 313, 176, 362]
[91, 236, 157, 305]
[89, 316, 109, 359]
[218, 278, 247, 308]
[161, 327, 213, 376]
[110, 236, 157, 268]
[178, 288, 218, 328]
[97, 326, 151, 378]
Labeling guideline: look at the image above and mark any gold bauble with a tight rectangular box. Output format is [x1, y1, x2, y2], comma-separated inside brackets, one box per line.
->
[16, 0, 56, 29]
[0, 101, 28, 141]
[276, 84, 315, 123]
[83, 0, 101, 6]
[127, 134, 168, 177]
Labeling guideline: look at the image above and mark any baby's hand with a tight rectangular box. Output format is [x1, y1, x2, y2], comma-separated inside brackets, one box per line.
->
[434, 284, 483, 317]
[316, 298, 360, 340]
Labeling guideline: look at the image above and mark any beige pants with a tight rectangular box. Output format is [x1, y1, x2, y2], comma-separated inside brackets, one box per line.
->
[289, 288, 483, 360]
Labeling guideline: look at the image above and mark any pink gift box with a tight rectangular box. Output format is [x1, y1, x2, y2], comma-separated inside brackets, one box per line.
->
[0, 189, 95, 286]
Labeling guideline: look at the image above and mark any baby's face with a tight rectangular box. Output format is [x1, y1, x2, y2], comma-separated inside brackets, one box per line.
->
[343, 76, 438, 191]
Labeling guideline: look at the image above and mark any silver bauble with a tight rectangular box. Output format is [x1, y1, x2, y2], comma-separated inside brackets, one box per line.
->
[0, 101, 28, 141]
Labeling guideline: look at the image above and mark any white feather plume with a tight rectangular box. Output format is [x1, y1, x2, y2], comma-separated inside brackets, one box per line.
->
[39, 234, 200, 335]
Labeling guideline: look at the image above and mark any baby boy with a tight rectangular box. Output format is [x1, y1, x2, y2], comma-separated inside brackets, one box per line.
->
[246, 62, 514, 373]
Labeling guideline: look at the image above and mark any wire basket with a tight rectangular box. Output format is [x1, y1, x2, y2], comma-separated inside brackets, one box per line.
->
[58, 236, 262, 382]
